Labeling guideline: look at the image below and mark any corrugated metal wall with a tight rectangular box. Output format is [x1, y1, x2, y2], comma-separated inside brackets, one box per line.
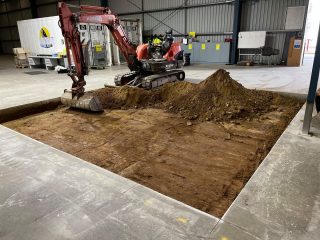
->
[0, 0, 32, 54]
[241, 0, 308, 63]
[109, 0, 309, 64]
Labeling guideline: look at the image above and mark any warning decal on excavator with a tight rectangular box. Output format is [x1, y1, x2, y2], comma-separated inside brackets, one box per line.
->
[95, 45, 102, 52]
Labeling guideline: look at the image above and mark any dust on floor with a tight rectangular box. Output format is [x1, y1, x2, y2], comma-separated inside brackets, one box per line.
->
[4, 69, 303, 217]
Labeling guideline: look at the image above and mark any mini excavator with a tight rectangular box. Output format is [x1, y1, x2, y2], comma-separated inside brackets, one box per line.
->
[58, 2, 185, 111]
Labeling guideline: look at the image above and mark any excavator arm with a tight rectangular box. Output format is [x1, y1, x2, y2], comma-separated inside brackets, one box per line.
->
[58, 2, 138, 95]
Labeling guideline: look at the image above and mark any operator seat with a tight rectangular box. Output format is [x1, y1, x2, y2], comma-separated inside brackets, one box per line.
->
[162, 30, 174, 55]
[148, 35, 165, 59]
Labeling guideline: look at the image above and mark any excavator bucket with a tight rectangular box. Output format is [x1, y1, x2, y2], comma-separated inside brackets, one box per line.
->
[60, 39, 103, 112]
[61, 91, 103, 112]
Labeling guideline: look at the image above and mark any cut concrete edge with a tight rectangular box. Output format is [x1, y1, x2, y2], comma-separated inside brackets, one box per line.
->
[131, 184, 220, 222]
[0, 125, 220, 223]
[221, 103, 306, 224]
[0, 97, 61, 123]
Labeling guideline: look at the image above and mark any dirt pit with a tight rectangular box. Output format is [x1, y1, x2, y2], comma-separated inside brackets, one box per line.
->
[4, 69, 303, 217]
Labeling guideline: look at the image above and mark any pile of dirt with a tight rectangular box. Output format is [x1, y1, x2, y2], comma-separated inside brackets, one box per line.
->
[92, 69, 301, 122]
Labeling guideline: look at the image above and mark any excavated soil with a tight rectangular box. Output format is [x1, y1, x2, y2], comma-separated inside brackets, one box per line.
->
[91, 69, 300, 122]
[5, 69, 303, 217]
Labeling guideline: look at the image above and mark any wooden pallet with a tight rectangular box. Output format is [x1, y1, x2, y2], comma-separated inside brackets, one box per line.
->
[15, 65, 29, 69]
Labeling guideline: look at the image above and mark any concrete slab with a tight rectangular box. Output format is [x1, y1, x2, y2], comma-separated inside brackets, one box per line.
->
[0, 126, 218, 239]
[208, 220, 262, 240]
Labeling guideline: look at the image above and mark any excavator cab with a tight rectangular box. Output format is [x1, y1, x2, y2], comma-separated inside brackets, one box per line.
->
[148, 30, 175, 59]
[162, 30, 174, 54]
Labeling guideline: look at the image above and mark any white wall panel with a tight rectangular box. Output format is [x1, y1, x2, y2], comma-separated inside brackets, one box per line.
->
[17, 16, 65, 55]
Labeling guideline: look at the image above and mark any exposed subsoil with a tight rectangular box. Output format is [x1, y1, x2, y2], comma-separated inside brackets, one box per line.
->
[4, 69, 303, 217]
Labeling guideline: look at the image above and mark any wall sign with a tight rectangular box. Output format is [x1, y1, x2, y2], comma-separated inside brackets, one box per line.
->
[294, 39, 302, 49]
[39, 27, 53, 48]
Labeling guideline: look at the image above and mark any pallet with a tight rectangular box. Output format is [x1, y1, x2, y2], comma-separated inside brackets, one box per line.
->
[15, 65, 29, 69]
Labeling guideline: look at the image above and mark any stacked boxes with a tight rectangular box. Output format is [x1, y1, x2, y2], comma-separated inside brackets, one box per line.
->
[13, 48, 29, 68]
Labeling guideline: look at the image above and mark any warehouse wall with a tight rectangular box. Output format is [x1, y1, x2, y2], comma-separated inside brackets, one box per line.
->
[0, 0, 309, 64]
[241, 0, 308, 63]
[109, 0, 309, 64]
[0, 0, 31, 54]
[110, 0, 234, 43]
[0, 0, 101, 54]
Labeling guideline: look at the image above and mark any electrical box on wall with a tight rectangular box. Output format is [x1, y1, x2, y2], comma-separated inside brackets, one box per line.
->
[112, 18, 143, 64]
[78, 23, 112, 68]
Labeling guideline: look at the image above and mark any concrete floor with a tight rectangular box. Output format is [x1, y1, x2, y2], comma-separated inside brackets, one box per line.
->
[0, 54, 318, 110]
[1, 54, 320, 239]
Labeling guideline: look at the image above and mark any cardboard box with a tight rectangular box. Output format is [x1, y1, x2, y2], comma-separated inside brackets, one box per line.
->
[287, 37, 303, 67]
[16, 53, 27, 60]
[13, 47, 26, 55]
[13, 47, 28, 60]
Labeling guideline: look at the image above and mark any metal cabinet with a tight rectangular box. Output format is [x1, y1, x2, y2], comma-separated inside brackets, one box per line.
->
[181, 42, 230, 64]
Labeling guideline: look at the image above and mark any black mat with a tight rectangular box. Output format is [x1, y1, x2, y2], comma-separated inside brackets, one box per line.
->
[24, 71, 48, 75]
